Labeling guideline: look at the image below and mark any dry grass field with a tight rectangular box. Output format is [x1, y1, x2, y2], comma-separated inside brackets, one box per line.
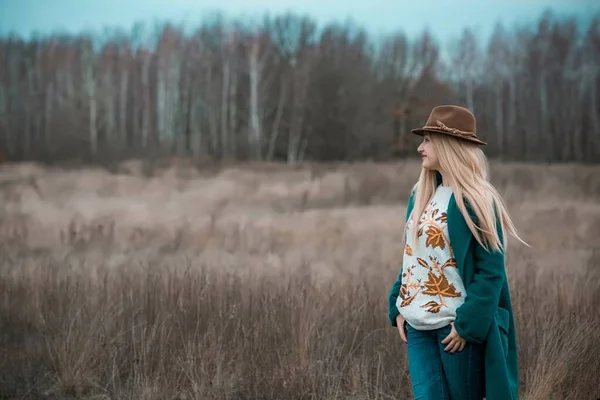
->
[0, 159, 599, 400]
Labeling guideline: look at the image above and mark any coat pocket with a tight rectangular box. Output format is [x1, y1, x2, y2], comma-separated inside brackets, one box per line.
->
[495, 306, 510, 358]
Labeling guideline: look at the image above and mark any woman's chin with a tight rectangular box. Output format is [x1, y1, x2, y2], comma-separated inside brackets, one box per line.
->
[422, 164, 439, 171]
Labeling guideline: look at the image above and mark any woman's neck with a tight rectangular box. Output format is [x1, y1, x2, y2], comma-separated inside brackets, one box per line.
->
[437, 170, 450, 187]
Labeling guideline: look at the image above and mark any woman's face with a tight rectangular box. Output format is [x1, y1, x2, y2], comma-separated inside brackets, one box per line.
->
[417, 134, 440, 170]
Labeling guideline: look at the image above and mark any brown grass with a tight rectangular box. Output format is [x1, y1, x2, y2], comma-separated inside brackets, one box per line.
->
[0, 159, 599, 399]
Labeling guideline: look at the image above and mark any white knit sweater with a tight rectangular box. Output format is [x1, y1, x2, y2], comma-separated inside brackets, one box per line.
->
[396, 185, 467, 330]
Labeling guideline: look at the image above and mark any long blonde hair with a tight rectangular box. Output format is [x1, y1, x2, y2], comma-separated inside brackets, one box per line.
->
[409, 132, 527, 253]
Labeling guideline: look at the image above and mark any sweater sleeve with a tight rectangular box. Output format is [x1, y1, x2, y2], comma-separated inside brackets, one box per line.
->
[453, 208, 506, 343]
[388, 192, 415, 327]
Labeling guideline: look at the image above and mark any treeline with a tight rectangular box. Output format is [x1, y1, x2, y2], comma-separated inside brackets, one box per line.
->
[0, 10, 599, 164]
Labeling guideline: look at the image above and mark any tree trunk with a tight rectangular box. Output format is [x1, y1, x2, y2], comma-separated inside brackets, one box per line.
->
[83, 50, 98, 156]
[508, 74, 517, 154]
[103, 73, 115, 149]
[539, 74, 548, 160]
[465, 78, 474, 113]
[229, 61, 237, 158]
[141, 53, 151, 149]
[494, 83, 504, 157]
[287, 64, 309, 163]
[89, 92, 98, 156]
[248, 37, 262, 160]
[190, 95, 203, 158]
[120, 68, 129, 147]
[589, 72, 599, 161]
[44, 82, 53, 151]
[266, 74, 288, 161]
[156, 59, 166, 144]
[0, 83, 7, 157]
[25, 64, 35, 158]
[221, 57, 230, 158]
[206, 67, 218, 156]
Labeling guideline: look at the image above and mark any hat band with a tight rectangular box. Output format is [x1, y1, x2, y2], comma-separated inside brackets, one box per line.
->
[422, 120, 477, 139]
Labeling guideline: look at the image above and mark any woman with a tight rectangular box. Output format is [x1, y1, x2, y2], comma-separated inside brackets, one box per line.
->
[387, 105, 526, 400]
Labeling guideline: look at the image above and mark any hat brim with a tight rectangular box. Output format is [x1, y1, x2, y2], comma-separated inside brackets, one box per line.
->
[411, 128, 487, 146]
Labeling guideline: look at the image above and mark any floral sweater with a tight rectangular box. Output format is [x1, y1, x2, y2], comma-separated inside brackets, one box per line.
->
[396, 185, 466, 330]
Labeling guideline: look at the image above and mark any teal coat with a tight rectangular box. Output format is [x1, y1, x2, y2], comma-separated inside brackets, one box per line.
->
[388, 180, 519, 400]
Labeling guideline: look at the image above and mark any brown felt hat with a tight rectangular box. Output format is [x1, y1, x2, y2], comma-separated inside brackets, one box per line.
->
[411, 105, 487, 146]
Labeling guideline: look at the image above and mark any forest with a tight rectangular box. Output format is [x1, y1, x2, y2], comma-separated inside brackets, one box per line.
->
[1, 10, 599, 164]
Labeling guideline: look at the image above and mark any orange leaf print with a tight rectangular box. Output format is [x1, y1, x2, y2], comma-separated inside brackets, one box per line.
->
[442, 258, 457, 269]
[429, 256, 441, 271]
[422, 271, 462, 298]
[425, 225, 445, 249]
[401, 291, 419, 307]
[421, 300, 442, 313]
[436, 212, 448, 223]
[405, 244, 413, 256]
[417, 257, 429, 269]
[400, 284, 408, 299]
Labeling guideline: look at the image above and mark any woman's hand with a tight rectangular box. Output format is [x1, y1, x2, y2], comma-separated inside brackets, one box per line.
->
[395, 315, 407, 343]
[441, 322, 466, 353]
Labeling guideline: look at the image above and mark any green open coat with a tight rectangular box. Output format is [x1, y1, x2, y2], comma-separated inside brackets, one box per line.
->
[388, 180, 519, 400]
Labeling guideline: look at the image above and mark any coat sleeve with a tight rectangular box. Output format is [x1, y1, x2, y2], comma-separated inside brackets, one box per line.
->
[388, 274, 402, 327]
[453, 206, 506, 343]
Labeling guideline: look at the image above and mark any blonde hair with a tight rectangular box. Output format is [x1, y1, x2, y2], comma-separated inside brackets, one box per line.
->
[409, 132, 528, 253]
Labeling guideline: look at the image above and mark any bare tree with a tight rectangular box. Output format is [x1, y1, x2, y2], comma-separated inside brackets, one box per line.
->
[80, 37, 99, 156]
[376, 29, 439, 151]
[485, 23, 512, 156]
[451, 28, 481, 113]
[268, 14, 316, 163]
[245, 30, 272, 160]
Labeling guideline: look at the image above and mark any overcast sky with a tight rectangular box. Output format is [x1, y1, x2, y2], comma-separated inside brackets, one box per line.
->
[1, 0, 598, 41]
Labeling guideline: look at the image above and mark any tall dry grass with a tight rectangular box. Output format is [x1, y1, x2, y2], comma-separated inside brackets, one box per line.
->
[0, 160, 599, 399]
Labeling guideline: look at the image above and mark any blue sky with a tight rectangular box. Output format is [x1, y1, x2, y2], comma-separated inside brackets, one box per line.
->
[1, 0, 598, 42]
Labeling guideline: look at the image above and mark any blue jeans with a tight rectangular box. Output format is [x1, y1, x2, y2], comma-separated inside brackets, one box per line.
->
[405, 323, 485, 400]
